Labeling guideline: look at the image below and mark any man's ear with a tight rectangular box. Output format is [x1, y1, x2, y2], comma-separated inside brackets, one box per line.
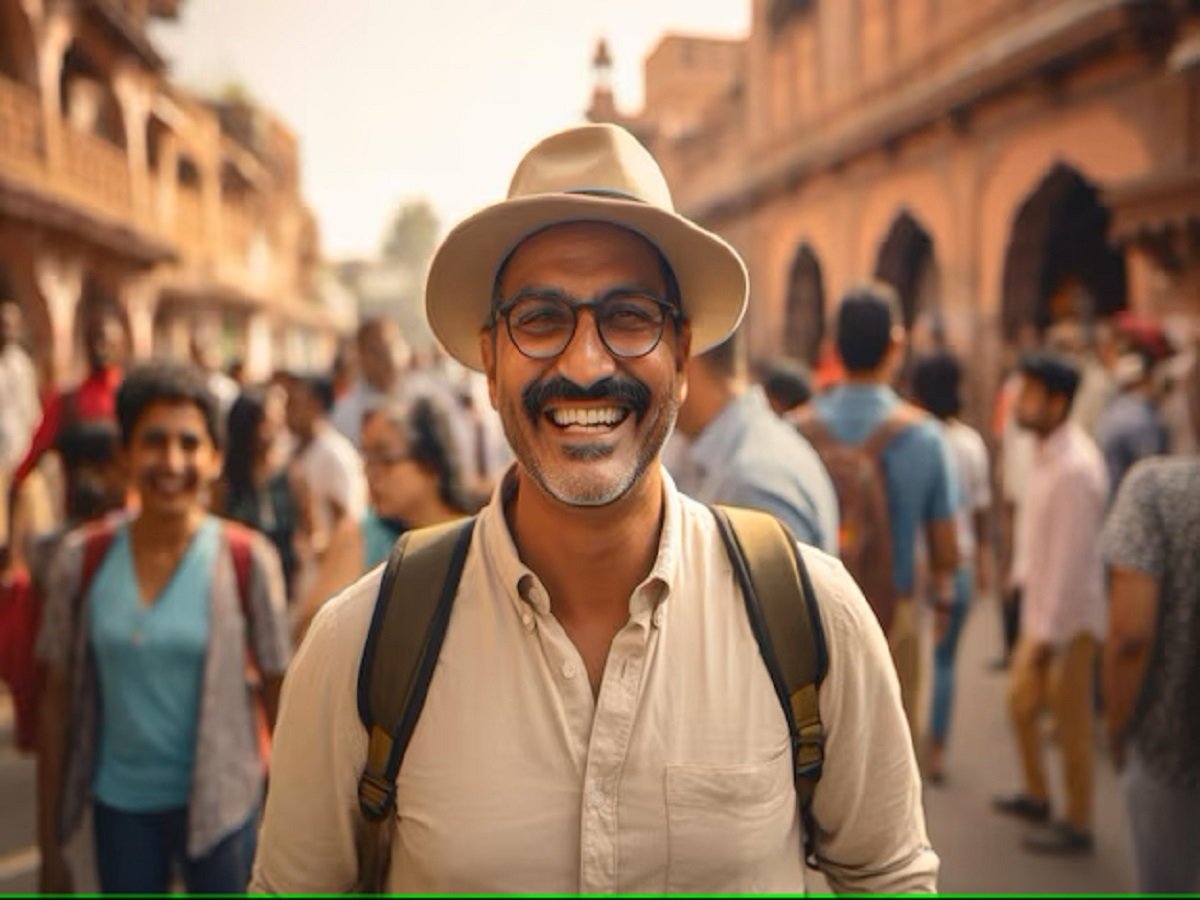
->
[675, 320, 692, 375]
[479, 329, 499, 410]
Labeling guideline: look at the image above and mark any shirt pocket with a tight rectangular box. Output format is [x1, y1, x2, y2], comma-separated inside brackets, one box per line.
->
[664, 748, 795, 892]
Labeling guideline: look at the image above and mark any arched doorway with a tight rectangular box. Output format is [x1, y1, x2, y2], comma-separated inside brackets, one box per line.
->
[59, 43, 125, 148]
[1000, 163, 1127, 339]
[783, 243, 825, 364]
[874, 211, 943, 343]
[0, 2, 38, 88]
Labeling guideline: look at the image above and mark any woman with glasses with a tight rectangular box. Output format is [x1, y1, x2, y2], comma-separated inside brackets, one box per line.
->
[294, 395, 477, 642]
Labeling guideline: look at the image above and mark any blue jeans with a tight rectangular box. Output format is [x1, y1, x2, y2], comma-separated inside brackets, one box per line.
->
[929, 567, 972, 745]
[93, 800, 259, 894]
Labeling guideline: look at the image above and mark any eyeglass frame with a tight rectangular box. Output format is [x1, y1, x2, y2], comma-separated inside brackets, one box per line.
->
[487, 286, 685, 361]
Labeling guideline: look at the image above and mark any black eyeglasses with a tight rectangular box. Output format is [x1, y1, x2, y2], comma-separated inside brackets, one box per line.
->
[492, 288, 682, 360]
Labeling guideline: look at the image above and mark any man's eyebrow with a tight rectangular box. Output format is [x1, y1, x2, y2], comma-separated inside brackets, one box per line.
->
[501, 283, 666, 303]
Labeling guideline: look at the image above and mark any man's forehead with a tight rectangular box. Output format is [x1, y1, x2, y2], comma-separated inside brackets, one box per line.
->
[499, 221, 667, 288]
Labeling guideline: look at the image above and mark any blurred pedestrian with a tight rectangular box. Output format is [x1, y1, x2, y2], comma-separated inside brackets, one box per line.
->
[1100, 356, 1200, 893]
[295, 396, 477, 640]
[35, 361, 290, 893]
[673, 329, 838, 553]
[4, 305, 126, 572]
[912, 352, 992, 783]
[330, 319, 412, 446]
[0, 300, 40, 550]
[794, 282, 959, 741]
[285, 374, 367, 595]
[1095, 349, 1168, 495]
[994, 351, 1107, 856]
[214, 385, 300, 600]
[755, 355, 815, 416]
[191, 324, 239, 420]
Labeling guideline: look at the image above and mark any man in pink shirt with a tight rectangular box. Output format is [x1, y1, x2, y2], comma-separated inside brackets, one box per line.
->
[994, 351, 1108, 856]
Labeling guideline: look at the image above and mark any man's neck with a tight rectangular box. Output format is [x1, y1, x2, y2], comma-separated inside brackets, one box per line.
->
[506, 465, 665, 625]
[843, 369, 889, 387]
[679, 377, 742, 439]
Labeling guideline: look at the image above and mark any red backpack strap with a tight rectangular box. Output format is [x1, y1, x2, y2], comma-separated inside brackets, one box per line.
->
[224, 521, 254, 617]
[79, 522, 118, 599]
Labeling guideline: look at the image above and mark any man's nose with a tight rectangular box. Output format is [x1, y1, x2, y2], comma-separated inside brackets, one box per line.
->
[162, 439, 187, 471]
[553, 309, 616, 385]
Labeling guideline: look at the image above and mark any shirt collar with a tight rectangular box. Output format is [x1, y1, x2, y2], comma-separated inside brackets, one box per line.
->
[1039, 420, 1076, 457]
[479, 463, 682, 621]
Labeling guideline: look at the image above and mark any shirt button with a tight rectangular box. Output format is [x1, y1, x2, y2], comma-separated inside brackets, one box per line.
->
[520, 613, 535, 632]
[589, 788, 605, 808]
[652, 608, 665, 628]
[561, 661, 577, 679]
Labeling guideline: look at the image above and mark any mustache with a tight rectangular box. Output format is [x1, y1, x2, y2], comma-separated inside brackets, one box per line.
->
[522, 376, 651, 425]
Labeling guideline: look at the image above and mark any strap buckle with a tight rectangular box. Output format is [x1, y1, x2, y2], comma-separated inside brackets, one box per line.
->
[358, 772, 396, 823]
[793, 730, 825, 781]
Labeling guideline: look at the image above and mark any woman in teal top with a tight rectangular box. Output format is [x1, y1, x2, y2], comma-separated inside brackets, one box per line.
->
[297, 396, 478, 639]
[36, 362, 291, 894]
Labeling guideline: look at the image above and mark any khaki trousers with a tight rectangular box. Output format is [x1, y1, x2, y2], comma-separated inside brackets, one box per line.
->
[1008, 634, 1097, 830]
[887, 598, 923, 748]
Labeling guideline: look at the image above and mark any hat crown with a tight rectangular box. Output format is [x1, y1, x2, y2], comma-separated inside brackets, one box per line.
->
[507, 124, 675, 210]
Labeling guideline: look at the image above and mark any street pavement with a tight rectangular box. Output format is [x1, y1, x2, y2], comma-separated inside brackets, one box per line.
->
[0, 591, 1136, 894]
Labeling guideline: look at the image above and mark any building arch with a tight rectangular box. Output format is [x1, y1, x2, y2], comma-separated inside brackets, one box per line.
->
[873, 210, 942, 338]
[783, 243, 825, 363]
[977, 105, 1151, 320]
[0, 0, 38, 89]
[59, 42, 125, 148]
[1000, 163, 1126, 339]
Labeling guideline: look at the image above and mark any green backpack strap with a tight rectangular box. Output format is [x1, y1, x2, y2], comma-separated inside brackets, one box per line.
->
[710, 504, 829, 869]
[354, 516, 476, 893]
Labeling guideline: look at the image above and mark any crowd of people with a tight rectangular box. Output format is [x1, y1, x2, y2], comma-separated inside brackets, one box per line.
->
[0, 121, 1196, 894]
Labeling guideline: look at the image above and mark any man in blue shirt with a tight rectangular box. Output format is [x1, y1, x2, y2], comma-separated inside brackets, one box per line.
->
[673, 330, 839, 554]
[809, 283, 959, 740]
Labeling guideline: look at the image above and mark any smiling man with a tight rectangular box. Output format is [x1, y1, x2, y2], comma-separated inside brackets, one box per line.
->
[251, 124, 936, 894]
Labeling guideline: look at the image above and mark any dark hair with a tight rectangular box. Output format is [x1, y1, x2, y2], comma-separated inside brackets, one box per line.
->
[116, 361, 224, 449]
[1018, 350, 1081, 405]
[223, 387, 268, 502]
[57, 419, 121, 470]
[290, 373, 335, 413]
[835, 282, 901, 373]
[371, 396, 474, 514]
[912, 352, 963, 420]
[756, 356, 813, 411]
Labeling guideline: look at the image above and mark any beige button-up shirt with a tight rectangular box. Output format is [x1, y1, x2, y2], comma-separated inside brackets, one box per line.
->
[251, 469, 937, 894]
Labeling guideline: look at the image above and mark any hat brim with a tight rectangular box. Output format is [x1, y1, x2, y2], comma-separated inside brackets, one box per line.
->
[425, 193, 748, 371]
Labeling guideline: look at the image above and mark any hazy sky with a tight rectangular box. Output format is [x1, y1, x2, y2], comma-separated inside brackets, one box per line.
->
[151, 1, 749, 258]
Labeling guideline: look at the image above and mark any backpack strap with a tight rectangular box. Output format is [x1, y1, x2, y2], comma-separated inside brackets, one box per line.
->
[790, 407, 833, 449]
[354, 516, 475, 892]
[862, 402, 927, 459]
[710, 504, 828, 869]
[79, 522, 117, 594]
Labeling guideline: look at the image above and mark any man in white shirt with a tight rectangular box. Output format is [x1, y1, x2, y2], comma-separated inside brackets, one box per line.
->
[252, 124, 937, 893]
[0, 300, 41, 548]
[994, 351, 1108, 856]
[285, 375, 367, 581]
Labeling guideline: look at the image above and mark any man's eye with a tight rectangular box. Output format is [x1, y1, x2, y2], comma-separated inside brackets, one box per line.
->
[604, 303, 659, 330]
[515, 305, 570, 330]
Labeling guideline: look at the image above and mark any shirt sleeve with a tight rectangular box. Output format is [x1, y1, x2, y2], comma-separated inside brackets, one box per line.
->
[34, 531, 83, 670]
[251, 574, 379, 893]
[247, 531, 293, 678]
[967, 431, 992, 511]
[921, 425, 959, 524]
[11, 391, 60, 487]
[802, 549, 939, 894]
[1101, 462, 1164, 578]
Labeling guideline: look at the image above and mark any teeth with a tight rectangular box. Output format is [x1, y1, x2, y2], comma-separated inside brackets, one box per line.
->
[549, 407, 625, 427]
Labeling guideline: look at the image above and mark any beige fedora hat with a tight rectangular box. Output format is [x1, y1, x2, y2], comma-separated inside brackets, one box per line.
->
[425, 123, 748, 371]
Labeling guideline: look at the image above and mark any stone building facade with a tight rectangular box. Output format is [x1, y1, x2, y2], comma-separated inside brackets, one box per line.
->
[590, 0, 1200, 420]
[0, 0, 348, 388]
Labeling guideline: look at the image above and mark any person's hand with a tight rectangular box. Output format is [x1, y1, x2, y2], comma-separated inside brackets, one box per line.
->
[39, 849, 73, 894]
